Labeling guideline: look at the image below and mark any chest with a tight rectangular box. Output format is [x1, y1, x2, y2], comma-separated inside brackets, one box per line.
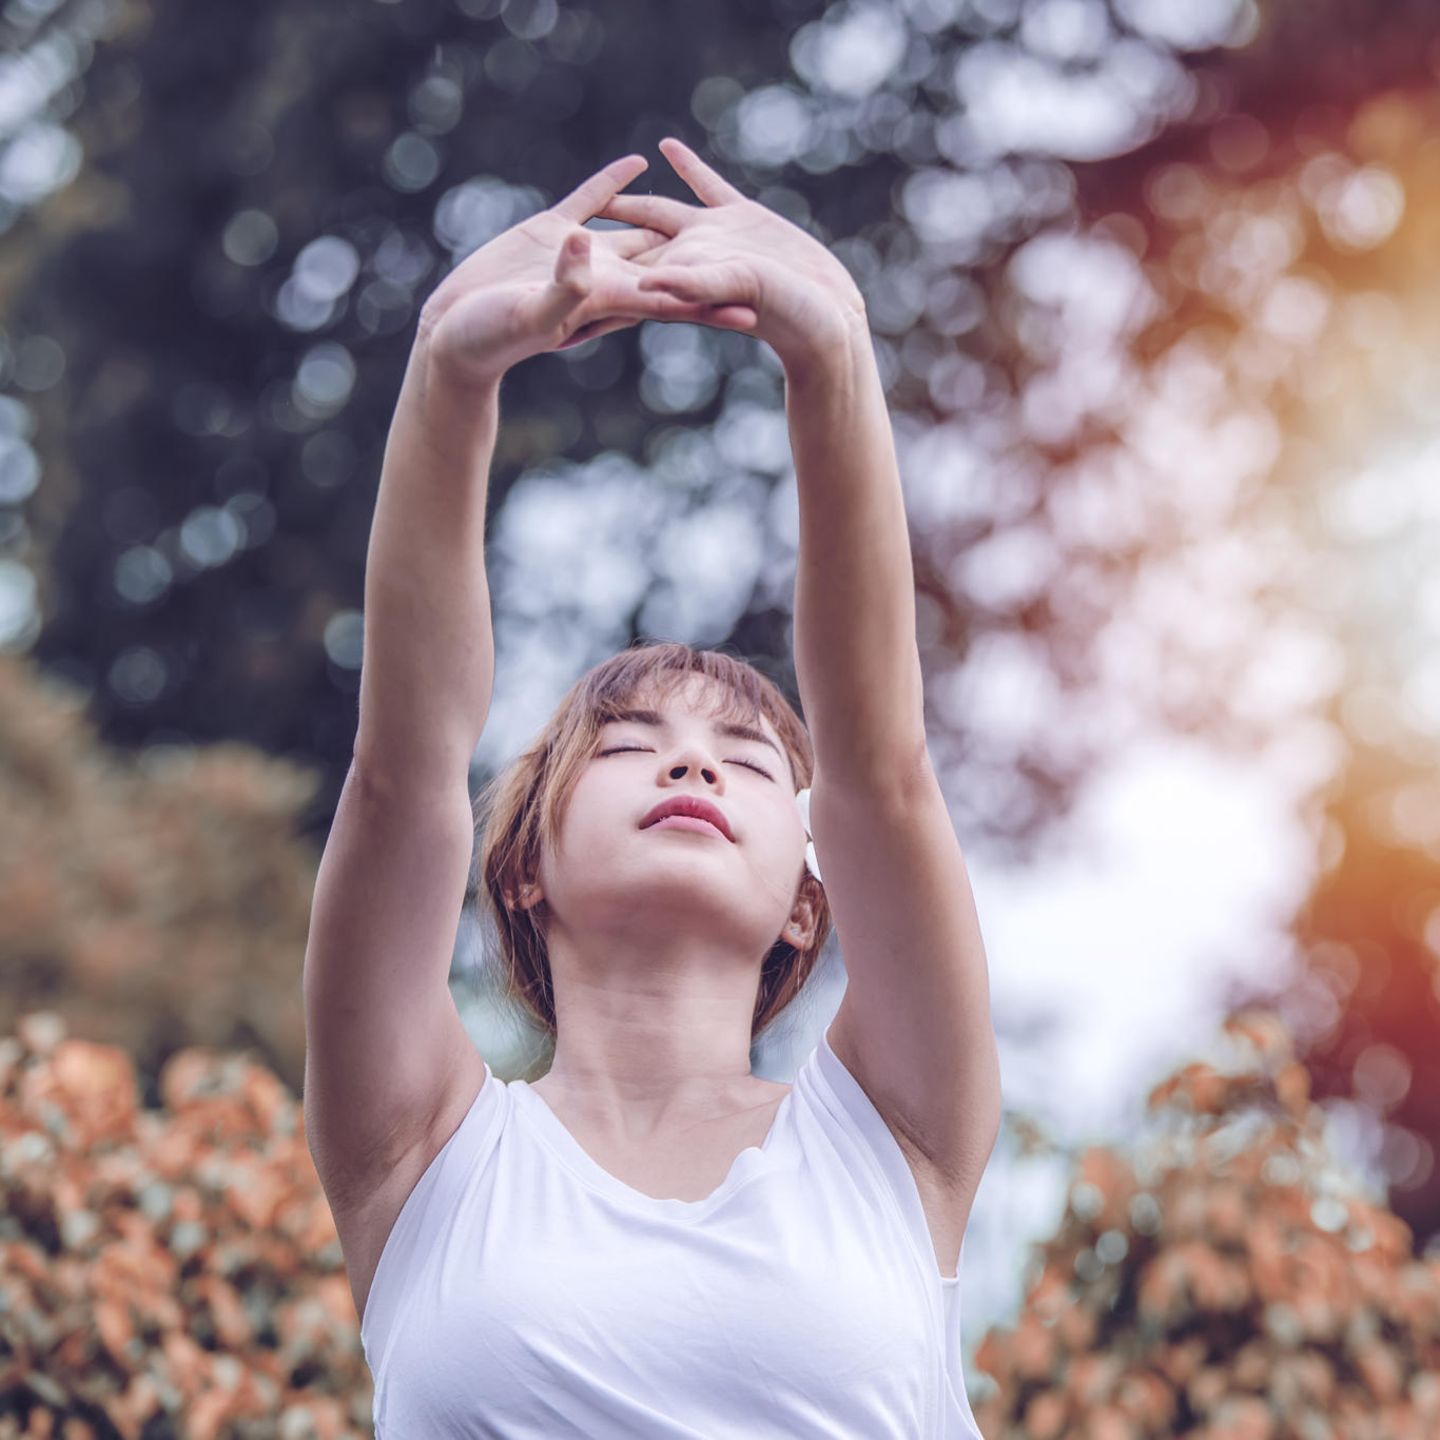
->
[538, 1090, 791, 1204]
[565, 1107, 968, 1280]
[376, 1181, 936, 1436]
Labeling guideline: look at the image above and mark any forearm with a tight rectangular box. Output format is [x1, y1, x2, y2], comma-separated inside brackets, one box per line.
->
[786, 315, 927, 786]
[353, 336, 501, 790]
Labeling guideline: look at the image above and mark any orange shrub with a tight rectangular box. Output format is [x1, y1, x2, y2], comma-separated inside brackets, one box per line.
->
[0, 1010, 369, 1438]
[972, 1010, 1440, 1440]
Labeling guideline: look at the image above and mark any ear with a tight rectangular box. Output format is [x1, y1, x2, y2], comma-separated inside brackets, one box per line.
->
[778, 878, 823, 952]
[507, 879, 545, 912]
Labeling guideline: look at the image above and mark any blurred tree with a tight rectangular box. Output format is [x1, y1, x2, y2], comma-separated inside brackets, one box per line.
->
[1277, 746, 1440, 1284]
[972, 1010, 1440, 1438]
[5, 0, 1440, 1260]
[1069, 21, 1440, 1253]
[5, 0, 813, 841]
[0, 652, 316, 1095]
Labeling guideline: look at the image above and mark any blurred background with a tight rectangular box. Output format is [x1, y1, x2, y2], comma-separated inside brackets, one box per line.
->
[3, 0, 1440, 1433]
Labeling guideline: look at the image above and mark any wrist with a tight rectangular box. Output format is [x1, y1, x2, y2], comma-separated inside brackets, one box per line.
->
[415, 319, 508, 399]
[393, 332, 503, 470]
[781, 305, 872, 389]
[414, 293, 519, 395]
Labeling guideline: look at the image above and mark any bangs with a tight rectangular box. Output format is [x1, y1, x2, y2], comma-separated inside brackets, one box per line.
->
[587, 651, 771, 734]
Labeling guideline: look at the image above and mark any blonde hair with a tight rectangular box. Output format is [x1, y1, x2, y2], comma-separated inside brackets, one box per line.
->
[472, 641, 830, 1056]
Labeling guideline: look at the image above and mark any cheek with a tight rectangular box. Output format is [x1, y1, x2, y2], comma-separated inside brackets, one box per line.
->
[566, 770, 639, 844]
[755, 817, 807, 904]
[759, 801, 806, 863]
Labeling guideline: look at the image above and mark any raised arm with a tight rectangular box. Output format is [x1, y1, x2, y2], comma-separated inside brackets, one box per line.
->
[350, 340, 501, 792]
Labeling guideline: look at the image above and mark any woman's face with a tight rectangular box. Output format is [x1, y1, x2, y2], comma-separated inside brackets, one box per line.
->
[533, 674, 812, 953]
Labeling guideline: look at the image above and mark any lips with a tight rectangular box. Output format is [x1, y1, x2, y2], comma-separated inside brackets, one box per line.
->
[640, 795, 734, 842]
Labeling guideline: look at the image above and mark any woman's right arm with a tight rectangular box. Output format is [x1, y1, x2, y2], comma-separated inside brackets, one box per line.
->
[304, 332, 504, 1216]
[302, 338, 499, 1226]
[351, 337, 502, 793]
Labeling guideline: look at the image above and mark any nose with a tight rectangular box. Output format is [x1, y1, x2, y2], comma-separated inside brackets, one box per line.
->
[667, 761, 718, 782]
[661, 736, 726, 784]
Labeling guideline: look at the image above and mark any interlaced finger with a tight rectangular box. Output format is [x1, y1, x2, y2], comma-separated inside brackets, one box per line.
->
[593, 193, 703, 237]
[635, 262, 745, 307]
[591, 224, 671, 260]
[551, 153, 650, 224]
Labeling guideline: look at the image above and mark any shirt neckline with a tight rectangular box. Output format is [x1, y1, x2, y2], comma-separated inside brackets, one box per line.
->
[510, 1078, 795, 1217]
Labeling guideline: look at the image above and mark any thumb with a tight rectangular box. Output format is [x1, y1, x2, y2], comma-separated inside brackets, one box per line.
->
[526, 228, 594, 334]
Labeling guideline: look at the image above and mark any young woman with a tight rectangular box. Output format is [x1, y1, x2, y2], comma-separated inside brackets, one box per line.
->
[303, 139, 1000, 1438]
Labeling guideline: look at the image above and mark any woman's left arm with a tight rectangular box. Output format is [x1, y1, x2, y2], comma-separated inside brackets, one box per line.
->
[783, 301, 1002, 1228]
[782, 312, 928, 788]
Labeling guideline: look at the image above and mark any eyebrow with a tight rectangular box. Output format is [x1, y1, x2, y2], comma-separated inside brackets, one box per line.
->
[604, 707, 784, 760]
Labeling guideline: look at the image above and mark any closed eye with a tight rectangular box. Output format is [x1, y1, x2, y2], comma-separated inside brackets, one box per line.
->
[597, 745, 774, 781]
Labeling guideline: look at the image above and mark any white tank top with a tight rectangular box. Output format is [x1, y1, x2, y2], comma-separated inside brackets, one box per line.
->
[360, 1023, 986, 1438]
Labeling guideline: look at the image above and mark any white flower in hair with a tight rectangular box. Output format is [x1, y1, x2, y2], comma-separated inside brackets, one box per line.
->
[794, 787, 822, 884]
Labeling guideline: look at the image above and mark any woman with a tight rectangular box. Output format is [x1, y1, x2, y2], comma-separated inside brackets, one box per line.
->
[302, 139, 1000, 1438]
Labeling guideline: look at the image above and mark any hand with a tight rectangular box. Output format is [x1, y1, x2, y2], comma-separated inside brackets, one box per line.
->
[596, 137, 869, 373]
[417, 153, 760, 387]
